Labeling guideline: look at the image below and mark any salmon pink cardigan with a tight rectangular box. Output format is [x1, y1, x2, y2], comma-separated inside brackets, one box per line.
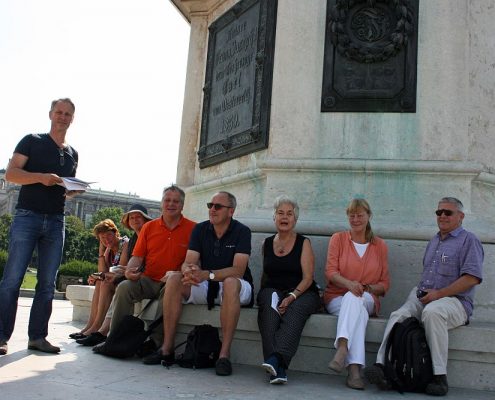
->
[323, 231, 390, 315]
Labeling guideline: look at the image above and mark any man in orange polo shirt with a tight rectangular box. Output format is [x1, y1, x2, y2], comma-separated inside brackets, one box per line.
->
[109, 185, 196, 335]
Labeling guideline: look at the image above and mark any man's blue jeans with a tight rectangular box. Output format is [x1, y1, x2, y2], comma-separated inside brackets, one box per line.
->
[0, 209, 65, 341]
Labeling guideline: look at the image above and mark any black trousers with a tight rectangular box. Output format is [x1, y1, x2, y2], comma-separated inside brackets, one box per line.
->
[257, 287, 321, 368]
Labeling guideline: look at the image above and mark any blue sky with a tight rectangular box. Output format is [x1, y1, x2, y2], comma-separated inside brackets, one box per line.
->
[0, 0, 190, 200]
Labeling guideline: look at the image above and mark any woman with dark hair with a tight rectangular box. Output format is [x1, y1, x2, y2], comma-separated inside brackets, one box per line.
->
[324, 198, 390, 390]
[257, 195, 321, 384]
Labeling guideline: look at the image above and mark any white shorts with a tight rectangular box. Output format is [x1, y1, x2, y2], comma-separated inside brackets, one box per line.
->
[184, 279, 253, 306]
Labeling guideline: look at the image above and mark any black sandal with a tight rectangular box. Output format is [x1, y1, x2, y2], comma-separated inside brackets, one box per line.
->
[69, 332, 86, 340]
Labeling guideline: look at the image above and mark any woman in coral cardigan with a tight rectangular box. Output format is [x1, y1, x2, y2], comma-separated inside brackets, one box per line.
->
[324, 198, 390, 390]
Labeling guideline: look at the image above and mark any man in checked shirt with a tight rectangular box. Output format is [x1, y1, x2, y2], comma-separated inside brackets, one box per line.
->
[365, 197, 483, 396]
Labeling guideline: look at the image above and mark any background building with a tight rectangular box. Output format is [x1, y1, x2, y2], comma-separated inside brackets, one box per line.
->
[0, 169, 161, 225]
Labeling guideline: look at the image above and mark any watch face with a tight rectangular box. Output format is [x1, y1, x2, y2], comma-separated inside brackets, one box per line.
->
[209, 272, 215, 280]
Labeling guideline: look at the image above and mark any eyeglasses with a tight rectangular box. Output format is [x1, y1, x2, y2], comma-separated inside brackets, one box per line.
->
[58, 148, 65, 166]
[435, 209, 454, 217]
[207, 202, 232, 210]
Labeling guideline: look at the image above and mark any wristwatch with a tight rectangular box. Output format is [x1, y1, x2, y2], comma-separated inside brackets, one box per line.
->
[209, 270, 215, 281]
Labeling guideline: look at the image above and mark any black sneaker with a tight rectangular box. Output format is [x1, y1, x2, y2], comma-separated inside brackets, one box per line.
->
[69, 332, 86, 340]
[364, 363, 390, 390]
[143, 349, 173, 365]
[215, 357, 232, 376]
[76, 332, 106, 346]
[92, 342, 106, 354]
[160, 353, 176, 368]
[425, 375, 448, 396]
[136, 338, 158, 358]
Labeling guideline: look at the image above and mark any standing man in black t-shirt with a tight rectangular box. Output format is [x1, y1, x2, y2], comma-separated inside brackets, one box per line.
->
[0, 98, 78, 355]
[143, 191, 253, 376]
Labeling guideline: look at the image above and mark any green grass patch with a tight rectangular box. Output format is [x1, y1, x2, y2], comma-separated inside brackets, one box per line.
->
[21, 270, 37, 289]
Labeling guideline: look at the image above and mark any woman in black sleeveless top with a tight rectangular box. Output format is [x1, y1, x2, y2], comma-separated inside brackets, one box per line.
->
[257, 195, 321, 384]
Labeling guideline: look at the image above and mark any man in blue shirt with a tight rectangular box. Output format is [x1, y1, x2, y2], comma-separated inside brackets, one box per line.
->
[0, 98, 78, 355]
[365, 197, 483, 396]
[144, 191, 253, 376]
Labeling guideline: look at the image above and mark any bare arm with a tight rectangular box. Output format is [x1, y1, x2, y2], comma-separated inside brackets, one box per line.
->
[182, 249, 249, 285]
[295, 239, 316, 293]
[278, 238, 315, 314]
[124, 256, 145, 281]
[119, 241, 130, 267]
[202, 252, 249, 282]
[6, 153, 62, 186]
[181, 250, 201, 273]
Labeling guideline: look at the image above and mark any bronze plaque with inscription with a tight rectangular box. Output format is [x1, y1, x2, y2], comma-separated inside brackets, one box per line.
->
[321, 0, 419, 112]
[199, 0, 277, 168]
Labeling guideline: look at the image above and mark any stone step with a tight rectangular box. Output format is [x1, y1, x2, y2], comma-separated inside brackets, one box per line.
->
[66, 285, 495, 391]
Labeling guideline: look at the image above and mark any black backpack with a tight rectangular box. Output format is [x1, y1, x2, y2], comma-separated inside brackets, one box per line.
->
[93, 315, 162, 359]
[384, 317, 434, 393]
[175, 324, 222, 369]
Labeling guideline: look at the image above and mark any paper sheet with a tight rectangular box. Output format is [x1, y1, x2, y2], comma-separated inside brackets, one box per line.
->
[271, 292, 280, 315]
[58, 177, 95, 191]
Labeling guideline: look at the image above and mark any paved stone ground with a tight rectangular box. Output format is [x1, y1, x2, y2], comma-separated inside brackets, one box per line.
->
[0, 297, 493, 400]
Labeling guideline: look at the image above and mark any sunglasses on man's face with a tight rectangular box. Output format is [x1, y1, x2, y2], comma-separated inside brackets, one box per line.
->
[435, 209, 454, 217]
[207, 202, 232, 210]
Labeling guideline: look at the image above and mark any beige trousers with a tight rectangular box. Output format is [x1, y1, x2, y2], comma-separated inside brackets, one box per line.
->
[376, 287, 467, 375]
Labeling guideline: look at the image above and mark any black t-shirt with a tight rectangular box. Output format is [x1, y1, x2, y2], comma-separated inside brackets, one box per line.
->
[14, 133, 78, 214]
[188, 219, 253, 285]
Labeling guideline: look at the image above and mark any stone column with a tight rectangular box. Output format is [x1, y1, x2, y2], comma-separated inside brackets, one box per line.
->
[171, 0, 495, 322]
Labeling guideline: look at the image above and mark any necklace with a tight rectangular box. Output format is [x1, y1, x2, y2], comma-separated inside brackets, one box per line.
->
[274, 233, 295, 255]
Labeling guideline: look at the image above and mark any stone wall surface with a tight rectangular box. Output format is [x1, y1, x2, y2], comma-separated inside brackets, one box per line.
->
[171, 0, 495, 323]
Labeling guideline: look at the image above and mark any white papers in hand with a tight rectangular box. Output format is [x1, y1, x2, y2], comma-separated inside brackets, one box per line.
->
[58, 177, 95, 192]
[271, 292, 280, 315]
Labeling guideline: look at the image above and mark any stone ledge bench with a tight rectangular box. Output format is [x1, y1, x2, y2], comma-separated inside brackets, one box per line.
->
[65, 284, 495, 391]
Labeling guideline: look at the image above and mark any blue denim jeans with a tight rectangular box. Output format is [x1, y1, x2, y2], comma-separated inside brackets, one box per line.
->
[0, 209, 65, 341]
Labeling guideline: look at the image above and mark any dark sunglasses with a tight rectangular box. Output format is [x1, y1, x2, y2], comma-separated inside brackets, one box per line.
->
[435, 209, 454, 217]
[207, 202, 232, 210]
[58, 148, 65, 166]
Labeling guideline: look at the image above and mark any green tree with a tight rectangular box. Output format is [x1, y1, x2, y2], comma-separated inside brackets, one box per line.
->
[89, 207, 132, 238]
[76, 230, 99, 262]
[63, 215, 94, 263]
[0, 214, 13, 252]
